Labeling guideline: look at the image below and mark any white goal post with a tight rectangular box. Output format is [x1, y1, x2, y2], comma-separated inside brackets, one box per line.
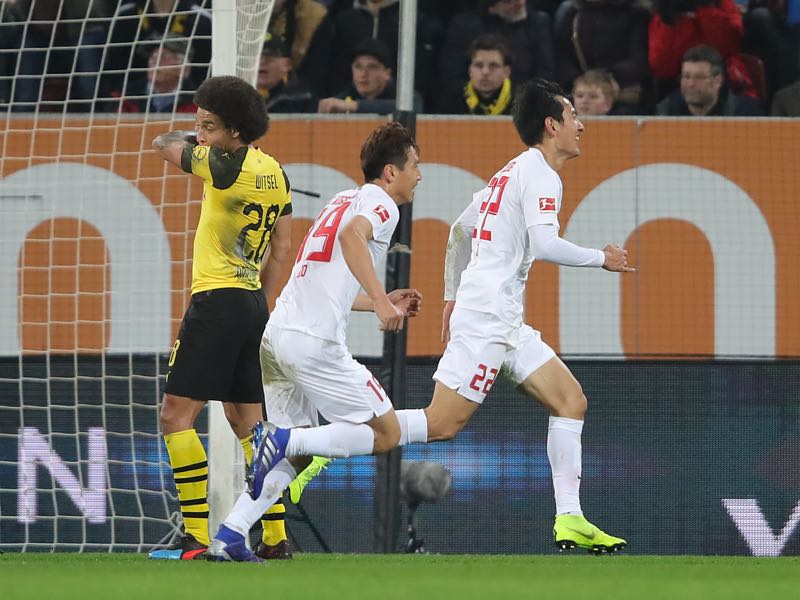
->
[0, 0, 273, 552]
[207, 0, 276, 544]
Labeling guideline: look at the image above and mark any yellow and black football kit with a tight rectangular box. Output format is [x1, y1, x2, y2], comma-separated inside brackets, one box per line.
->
[165, 144, 292, 403]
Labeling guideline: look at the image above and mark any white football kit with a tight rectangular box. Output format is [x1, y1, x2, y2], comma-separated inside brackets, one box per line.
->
[263, 183, 398, 426]
[434, 148, 604, 403]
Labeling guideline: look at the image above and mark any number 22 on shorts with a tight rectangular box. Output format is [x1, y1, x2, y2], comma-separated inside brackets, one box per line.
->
[469, 363, 498, 395]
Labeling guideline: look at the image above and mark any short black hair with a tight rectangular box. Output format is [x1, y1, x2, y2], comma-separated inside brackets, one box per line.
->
[352, 38, 392, 69]
[511, 79, 566, 147]
[262, 33, 290, 58]
[194, 76, 269, 144]
[360, 121, 419, 182]
[468, 33, 513, 68]
[682, 44, 725, 77]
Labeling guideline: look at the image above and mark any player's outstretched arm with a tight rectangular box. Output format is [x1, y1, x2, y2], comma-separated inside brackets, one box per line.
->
[529, 225, 635, 272]
[152, 130, 197, 169]
[339, 215, 404, 331]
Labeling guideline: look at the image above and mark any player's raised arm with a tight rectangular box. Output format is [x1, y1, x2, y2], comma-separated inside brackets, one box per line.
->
[339, 215, 404, 331]
[152, 130, 198, 170]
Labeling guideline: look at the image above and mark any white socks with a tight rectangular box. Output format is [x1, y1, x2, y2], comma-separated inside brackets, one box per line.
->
[547, 416, 584, 516]
[285, 422, 375, 458]
[282, 410, 429, 458]
[224, 458, 297, 537]
[396, 409, 428, 445]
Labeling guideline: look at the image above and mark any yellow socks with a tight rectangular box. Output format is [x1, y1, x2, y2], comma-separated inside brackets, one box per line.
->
[239, 433, 253, 464]
[261, 499, 288, 546]
[164, 429, 210, 546]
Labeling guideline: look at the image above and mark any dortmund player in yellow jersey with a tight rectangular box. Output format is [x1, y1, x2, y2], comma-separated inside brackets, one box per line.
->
[150, 76, 293, 560]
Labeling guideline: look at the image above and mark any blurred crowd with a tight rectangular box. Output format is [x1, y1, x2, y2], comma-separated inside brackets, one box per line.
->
[1, 0, 799, 117]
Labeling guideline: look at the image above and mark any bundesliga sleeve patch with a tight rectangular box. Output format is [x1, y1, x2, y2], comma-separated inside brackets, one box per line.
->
[192, 146, 209, 161]
[539, 197, 557, 212]
[373, 205, 390, 223]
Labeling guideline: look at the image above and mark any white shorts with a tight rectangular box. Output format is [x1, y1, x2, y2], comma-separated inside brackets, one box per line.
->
[260, 324, 392, 428]
[433, 307, 556, 404]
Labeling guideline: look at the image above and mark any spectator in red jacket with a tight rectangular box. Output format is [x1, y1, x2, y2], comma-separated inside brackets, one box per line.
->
[649, 0, 757, 98]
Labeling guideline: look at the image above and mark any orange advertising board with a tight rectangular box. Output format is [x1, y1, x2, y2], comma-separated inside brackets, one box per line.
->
[1, 117, 797, 358]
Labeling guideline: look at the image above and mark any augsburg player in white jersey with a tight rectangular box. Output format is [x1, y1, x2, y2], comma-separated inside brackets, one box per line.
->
[429, 80, 634, 553]
[451, 146, 569, 328]
[271, 184, 400, 345]
[207, 122, 422, 562]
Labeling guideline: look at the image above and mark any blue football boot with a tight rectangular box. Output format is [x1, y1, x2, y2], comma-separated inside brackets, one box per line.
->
[206, 524, 264, 563]
[245, 421, 291, 500]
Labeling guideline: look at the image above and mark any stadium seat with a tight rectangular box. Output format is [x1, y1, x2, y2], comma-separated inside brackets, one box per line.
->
[739, 52, 768, 101]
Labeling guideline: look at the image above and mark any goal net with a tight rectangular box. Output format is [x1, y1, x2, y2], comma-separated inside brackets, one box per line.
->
[0, 0, 274, 552]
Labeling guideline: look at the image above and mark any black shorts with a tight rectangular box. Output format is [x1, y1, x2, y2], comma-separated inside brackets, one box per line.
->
[165, 287, 268, 403]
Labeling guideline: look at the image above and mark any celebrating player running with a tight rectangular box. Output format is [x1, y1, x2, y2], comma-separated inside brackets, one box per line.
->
[207, 122, 422, 562]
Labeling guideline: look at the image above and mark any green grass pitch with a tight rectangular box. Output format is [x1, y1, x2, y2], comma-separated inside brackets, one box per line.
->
[3, 553, 800, 600]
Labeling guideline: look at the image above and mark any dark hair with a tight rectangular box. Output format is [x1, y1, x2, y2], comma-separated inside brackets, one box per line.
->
[360, 122, 419, 182]
[194, 76, 269, 144]
[352, 38, 392, 69]
[468, 33, 513, 67]
[511, 79, 566, 146]
[682, 45, 725, 77]
[262, 35, 290, 58]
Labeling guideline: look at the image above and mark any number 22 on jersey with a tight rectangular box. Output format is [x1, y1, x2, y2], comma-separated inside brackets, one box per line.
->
[473, 174, 510, 244]
[295, 197, 353, 276]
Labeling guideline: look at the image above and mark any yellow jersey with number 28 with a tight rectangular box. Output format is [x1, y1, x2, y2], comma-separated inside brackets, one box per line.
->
[181, 144, 292, 294]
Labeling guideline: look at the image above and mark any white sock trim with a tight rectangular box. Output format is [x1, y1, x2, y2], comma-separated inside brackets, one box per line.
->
[397, 409, 428, 445]
[548, 415, 584, 434]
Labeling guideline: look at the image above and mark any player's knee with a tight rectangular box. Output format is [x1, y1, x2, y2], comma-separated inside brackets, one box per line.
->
[561, 389, 587, 420]
[371, 416, 401, 453]
[373, 425, 401, 454]
[425, 413, 464, 442]
[159, 395, 192, 433]
[445, 419, 467, 441]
